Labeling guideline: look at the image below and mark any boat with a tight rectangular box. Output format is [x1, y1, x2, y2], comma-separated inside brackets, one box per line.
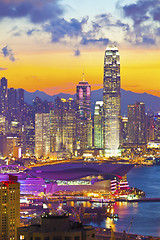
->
[107, 213, 119, 219]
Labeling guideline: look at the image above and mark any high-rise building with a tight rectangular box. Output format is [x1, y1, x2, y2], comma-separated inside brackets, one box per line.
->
[146, 110, 154, 142]
[76, 75, 92, 151]
[50, 109, 63, 152]
[17, 88, 24, 122]
[154, 113, 160, 141]
[50, 98, 76, 154]
[94, 101, 103, 148]
[35, 113, 50, 158]
[127, 102, 146, 145]
[120, 117, 128, 145]
[103, 46, 121, 157]
[0, 77, 8, 117]
[8, 88, 18, 122]
[0, 177, 20, 240]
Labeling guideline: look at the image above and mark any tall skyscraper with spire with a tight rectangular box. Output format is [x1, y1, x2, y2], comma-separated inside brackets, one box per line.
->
[76, 73, 92, 151]
[103, 46, 121, 157]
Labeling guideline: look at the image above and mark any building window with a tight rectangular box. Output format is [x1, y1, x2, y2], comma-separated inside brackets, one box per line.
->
[65, 237, 71, 240]
[52, 237, 61, 240]
[75, 237, 80, 240]
[20, 236, 25, 240]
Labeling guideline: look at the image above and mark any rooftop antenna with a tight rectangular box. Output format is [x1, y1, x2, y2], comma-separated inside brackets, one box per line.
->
[83, 69, 85, 81]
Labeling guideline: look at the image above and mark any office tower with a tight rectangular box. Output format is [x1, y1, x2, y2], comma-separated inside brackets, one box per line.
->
[22, 123, 35, 156]
[76, 75, 92, 151]
[50, 98, 76, 154]
[33, 97, 50, 114]
[8, 88, 18, 122]
[0, 135, 7, 157]
[128, 102, 146, 144]
[94, 101, 103, 148]
[35, 113, 50, 158]
[33, 97, 42, 113]
[154, 113, 160, 141]
[62, 109, 76, 154]
[17, 213, 95, 240]
[146, 110, 154, 142]
[17, 88, 24, 122]
[120, 117, 128, 145]
[50, 109, 63, 152]
[103, 46, 121, 157]
[0, 115, 7, 135]
[0, 77, 8, 117]
[0, 177, 20, 240]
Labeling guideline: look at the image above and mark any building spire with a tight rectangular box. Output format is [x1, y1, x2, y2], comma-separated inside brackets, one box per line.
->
[83, 70, 85, 81]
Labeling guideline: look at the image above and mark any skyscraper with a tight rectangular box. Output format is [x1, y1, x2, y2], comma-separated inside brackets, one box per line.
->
[103, 46, 121, 157]
[8, 88, 18, 122]
[35, 113, 50, 158]
[127, 102, 146, 145]
[76, 74, 92, 151]
[94, 101, 103, 148]
[0, 77, 8, 117]
[17, 88, 24, 122]
[0, 177, 20, 240]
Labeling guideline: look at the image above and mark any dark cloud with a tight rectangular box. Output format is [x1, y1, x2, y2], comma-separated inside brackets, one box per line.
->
[123, 0, 153, 26]
[156, 28, 160, 36]
[81, 37, 109, 45]
[0, 0, 63, 23]
[26, 28, 40, 36]
[1, 46, 15, 62]
[152, 7, 160, 22]
[142, 36, 155, 45]
[122, 0, 160, 26]
[44, 17, 88, 42]
[74, 49, 80, 57]
[121, 0, 160, 46]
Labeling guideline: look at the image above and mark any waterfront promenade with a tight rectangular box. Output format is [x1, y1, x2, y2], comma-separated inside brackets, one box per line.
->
[95, 228, 160, 240]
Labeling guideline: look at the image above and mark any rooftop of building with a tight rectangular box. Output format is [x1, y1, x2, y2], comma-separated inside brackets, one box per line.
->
[18, 213, 94, 233]
[41, 213, 69, 219]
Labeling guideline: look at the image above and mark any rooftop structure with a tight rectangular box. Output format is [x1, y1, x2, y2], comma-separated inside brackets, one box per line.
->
[17, 213, 95, 240]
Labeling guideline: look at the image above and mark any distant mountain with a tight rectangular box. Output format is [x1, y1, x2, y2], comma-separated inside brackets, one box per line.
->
[24, 88, 160, 116]
[24, 90, 75, 104]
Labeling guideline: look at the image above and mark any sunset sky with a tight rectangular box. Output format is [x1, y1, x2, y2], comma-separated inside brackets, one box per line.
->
[0, 0, 160, 96]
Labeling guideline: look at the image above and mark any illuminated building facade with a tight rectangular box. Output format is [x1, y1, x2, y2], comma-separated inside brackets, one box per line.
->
[50, 98, 76, 154]
[94, 101, 103, 148]
[128, 102, 146, 144]
[0, 77, 8, 117]
[0, 115, 7, 135]
[103, 46, 121, 157]
[50, 109, 62, 152]
[0, 163, 133, 195]
[120, 117, 128, 145]
[146, 110, 154, 142]
[8, 88, 18, 122]
[154, 113, 160, 141]
[35, 113, 50, 158]
[0, 178, 20, 240]
[17, 88, 24, 122]
[76, 75, 92, 150]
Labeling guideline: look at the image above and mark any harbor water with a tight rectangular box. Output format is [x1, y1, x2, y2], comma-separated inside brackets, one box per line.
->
[84, 166, 160, 237]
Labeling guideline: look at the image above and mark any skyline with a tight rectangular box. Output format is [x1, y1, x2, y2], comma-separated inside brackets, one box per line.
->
[1, 0, 160, 96]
